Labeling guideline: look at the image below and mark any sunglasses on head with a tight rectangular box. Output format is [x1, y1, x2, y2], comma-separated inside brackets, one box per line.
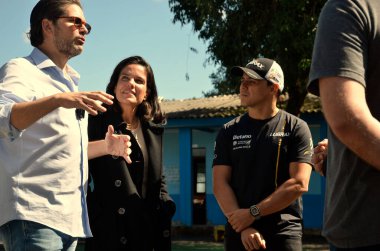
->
[56, 16, 92, 34]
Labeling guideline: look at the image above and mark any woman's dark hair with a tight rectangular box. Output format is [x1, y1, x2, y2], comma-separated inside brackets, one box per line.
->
[29, 0, 82, 47]
[106, 56, 166, 124]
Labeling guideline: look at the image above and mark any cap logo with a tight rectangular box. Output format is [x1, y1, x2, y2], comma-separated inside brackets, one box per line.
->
[267, 68, 282, 84]
[248, 59, 264, 69]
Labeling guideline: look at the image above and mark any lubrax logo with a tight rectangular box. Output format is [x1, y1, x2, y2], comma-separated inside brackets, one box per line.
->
[270, 132, 290, 137]
[248, 59, 265, 69]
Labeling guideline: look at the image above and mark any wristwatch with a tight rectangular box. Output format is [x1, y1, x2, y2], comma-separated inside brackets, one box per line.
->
[249, 205, 261, 220]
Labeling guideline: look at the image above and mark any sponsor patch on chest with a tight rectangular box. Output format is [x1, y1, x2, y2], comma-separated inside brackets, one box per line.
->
[232, 134, 252, 150]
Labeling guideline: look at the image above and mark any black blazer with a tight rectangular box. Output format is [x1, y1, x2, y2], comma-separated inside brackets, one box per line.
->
[85, 109, 175, 251]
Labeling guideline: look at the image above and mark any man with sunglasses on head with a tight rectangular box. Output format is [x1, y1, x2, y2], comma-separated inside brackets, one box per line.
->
[213, 58, 313, 250]
[0, 1, 131, 250]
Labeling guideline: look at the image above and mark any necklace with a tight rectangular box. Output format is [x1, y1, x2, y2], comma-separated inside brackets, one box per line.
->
[126, 120, 140, 141]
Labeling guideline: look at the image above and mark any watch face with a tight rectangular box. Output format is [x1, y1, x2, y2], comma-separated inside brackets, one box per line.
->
[250, 205, 260, 216]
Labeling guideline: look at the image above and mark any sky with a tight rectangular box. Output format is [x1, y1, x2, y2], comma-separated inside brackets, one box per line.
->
[0, 1, 218, 100]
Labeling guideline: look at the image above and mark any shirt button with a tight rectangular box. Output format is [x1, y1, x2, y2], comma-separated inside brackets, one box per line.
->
[163, 229, 170, 238]
[118, 208, 126, 215]
[115, 180, 122, 187]
[120, 236, 127, 245]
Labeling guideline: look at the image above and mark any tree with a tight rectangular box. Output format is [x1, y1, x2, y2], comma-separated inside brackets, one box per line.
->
[169, 0, 325, 115]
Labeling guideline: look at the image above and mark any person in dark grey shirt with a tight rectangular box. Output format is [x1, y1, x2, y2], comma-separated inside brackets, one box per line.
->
[308, 1, 380, 250]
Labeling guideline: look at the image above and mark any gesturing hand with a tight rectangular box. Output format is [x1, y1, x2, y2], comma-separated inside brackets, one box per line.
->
[105, 125, 132, 164]
[55, 91, 114, 115]
[312, 138, 328, 176]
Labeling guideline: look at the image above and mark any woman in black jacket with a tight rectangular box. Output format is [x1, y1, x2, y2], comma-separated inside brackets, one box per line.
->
[85, 56, 176, 251]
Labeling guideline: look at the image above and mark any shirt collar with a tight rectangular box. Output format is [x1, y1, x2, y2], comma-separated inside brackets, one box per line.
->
[29, 48, 81, 85]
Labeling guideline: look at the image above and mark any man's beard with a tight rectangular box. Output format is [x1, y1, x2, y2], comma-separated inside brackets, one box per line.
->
[54, 36, 82, 59]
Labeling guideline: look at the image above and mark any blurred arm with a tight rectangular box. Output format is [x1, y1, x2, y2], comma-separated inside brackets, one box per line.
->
[319, 77, 380, 170]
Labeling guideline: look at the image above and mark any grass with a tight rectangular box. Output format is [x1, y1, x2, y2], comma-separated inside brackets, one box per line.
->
[74, 241, 223, 251]
[173, 241, 223, 251]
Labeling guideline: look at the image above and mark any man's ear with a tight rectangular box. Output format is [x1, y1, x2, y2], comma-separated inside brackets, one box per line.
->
[271, 84, 280, 93]
[41, 18, 54, 35]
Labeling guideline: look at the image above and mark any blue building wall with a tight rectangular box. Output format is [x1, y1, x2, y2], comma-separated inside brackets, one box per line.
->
[163, 114, 327, 229]
[163, 130, 181, 222]
[301, 113, 328, 229]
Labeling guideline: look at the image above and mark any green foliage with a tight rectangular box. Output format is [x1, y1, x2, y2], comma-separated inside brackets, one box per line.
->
[169, 0, 326, 115]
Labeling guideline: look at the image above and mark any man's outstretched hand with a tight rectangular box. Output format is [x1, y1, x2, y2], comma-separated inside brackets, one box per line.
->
[105, 125, 132, 164]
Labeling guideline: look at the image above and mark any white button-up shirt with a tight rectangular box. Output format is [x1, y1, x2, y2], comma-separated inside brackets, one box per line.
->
[0, 48, 91, 237]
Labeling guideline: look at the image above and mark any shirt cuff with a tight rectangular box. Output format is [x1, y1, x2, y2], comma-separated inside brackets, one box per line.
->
[0, 104, 23, 140]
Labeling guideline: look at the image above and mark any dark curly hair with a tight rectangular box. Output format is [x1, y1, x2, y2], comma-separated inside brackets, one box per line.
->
[29, 0, 82, 47]
[106, 56, 166, 124]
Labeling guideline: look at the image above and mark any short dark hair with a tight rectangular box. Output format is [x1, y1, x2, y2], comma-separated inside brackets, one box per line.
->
[265, 80, 281, 98]
[29, 0, 82, 47]
[106, 56, 165, 124]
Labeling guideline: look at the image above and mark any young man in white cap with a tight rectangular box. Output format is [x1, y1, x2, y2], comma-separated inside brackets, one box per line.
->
[213, 58, 313, 251]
